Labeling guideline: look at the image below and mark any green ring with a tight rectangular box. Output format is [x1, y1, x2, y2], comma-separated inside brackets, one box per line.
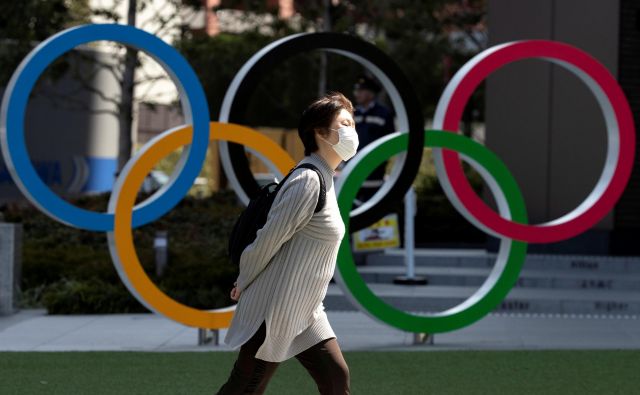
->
[336, 130, 529, 332]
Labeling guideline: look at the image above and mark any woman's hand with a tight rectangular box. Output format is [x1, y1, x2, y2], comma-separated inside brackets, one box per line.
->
[230, 281, 241, 301]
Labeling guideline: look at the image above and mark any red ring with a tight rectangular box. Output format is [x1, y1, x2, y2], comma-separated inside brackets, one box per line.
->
[439, 40, 635, 243]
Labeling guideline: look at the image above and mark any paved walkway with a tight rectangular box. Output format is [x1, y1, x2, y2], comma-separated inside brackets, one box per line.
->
[1, 309, 639, 352]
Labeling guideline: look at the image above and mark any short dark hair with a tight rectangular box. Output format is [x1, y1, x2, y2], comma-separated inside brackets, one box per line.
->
[298, 91, 354, 156]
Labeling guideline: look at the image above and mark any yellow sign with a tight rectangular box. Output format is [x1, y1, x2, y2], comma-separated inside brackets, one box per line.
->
[353, 213, 400, 251]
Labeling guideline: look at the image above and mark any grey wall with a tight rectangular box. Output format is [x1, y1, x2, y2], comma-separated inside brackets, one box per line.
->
[486, 0, 620, 253]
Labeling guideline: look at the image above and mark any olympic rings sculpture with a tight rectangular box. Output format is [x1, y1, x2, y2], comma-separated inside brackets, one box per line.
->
[0, 24, 635, 333]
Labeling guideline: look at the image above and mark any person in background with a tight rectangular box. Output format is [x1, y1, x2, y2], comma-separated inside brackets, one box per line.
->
[350, 75, 395, 204]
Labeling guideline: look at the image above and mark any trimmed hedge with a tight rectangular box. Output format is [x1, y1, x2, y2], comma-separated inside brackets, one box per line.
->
[2, 189, 243, 314]
[1, 164, 486, 314]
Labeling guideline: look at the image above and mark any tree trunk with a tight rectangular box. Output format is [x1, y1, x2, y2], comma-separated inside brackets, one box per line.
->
[117, 0, 138, 174]
[317, 0, 331, 96]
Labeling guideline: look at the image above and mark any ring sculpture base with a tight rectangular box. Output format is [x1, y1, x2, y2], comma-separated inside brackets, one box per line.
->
[413, 332, 434, 345]
[198, 328, 219, 346]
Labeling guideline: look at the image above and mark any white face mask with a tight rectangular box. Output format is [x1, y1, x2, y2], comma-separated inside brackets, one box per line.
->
[319, 126, 359, 161]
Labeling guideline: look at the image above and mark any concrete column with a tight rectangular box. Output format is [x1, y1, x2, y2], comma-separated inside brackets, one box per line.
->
[0, 223, 22, 315]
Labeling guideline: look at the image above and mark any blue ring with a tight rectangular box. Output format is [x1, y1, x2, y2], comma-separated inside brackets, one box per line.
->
[0, 24, 209, 231]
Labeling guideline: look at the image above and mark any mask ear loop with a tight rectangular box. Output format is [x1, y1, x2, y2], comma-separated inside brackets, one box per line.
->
[317, 128, 338, 147]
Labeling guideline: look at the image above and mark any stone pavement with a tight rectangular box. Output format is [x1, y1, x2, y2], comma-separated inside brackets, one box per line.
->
[1, 308, 639, 352]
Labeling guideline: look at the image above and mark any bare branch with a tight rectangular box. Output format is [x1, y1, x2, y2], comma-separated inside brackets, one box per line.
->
[139, 0, 173, 30]
[133, 74, 168, 85]
[74, 50, 125, 85]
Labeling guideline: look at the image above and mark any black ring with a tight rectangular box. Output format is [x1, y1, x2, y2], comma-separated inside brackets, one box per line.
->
[220, 32, 424, 232]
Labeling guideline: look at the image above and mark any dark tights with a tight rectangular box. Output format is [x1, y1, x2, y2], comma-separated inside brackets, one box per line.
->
[215, 320, 350, 394]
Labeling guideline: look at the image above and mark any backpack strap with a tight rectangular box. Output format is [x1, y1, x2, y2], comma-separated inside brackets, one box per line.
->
[296, 163, 326, 213]
[275, 163, 326, 213]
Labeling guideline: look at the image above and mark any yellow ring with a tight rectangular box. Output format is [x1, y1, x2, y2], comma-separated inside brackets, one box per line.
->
[110, 122, 295, 329]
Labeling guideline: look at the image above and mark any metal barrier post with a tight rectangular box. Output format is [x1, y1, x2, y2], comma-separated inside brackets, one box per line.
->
[154, 230, 168, 277]
[393, 186, 427, 286]
[391, 187, 431, 344]
[198, 328, 220, 346]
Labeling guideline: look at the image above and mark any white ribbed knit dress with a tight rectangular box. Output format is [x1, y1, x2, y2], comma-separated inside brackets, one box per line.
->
[223, 151, 345, 362]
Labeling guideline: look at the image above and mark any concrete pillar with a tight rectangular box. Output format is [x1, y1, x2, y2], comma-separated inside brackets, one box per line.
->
[0, 223, 22, 315]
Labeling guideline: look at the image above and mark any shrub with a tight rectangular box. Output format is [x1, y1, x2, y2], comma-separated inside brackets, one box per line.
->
[1, 189, 243, 314]
[41, 277, 148, 314]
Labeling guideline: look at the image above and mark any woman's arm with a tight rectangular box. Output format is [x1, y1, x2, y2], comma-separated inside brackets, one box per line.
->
[235, 168, 320, 293]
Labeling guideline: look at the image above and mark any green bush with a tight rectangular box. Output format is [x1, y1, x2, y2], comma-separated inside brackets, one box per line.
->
[41, 277, 147, 314]
[2, 189, 243, 314]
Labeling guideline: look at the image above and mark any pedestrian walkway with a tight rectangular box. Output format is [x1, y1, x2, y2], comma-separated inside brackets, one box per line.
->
[1, 308, 639, 352]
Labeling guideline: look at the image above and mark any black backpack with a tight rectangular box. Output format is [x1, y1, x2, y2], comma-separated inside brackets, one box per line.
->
[228, 163, 326, 266]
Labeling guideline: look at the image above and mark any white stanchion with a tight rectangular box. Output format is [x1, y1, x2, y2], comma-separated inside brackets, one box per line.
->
[394, 186, 427, 286]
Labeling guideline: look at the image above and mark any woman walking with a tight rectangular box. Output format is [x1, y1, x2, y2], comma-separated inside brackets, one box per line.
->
[216, 92, 358, 395]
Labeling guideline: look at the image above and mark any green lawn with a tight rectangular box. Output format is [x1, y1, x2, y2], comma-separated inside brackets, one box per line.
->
[0, 350, 637, 394]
